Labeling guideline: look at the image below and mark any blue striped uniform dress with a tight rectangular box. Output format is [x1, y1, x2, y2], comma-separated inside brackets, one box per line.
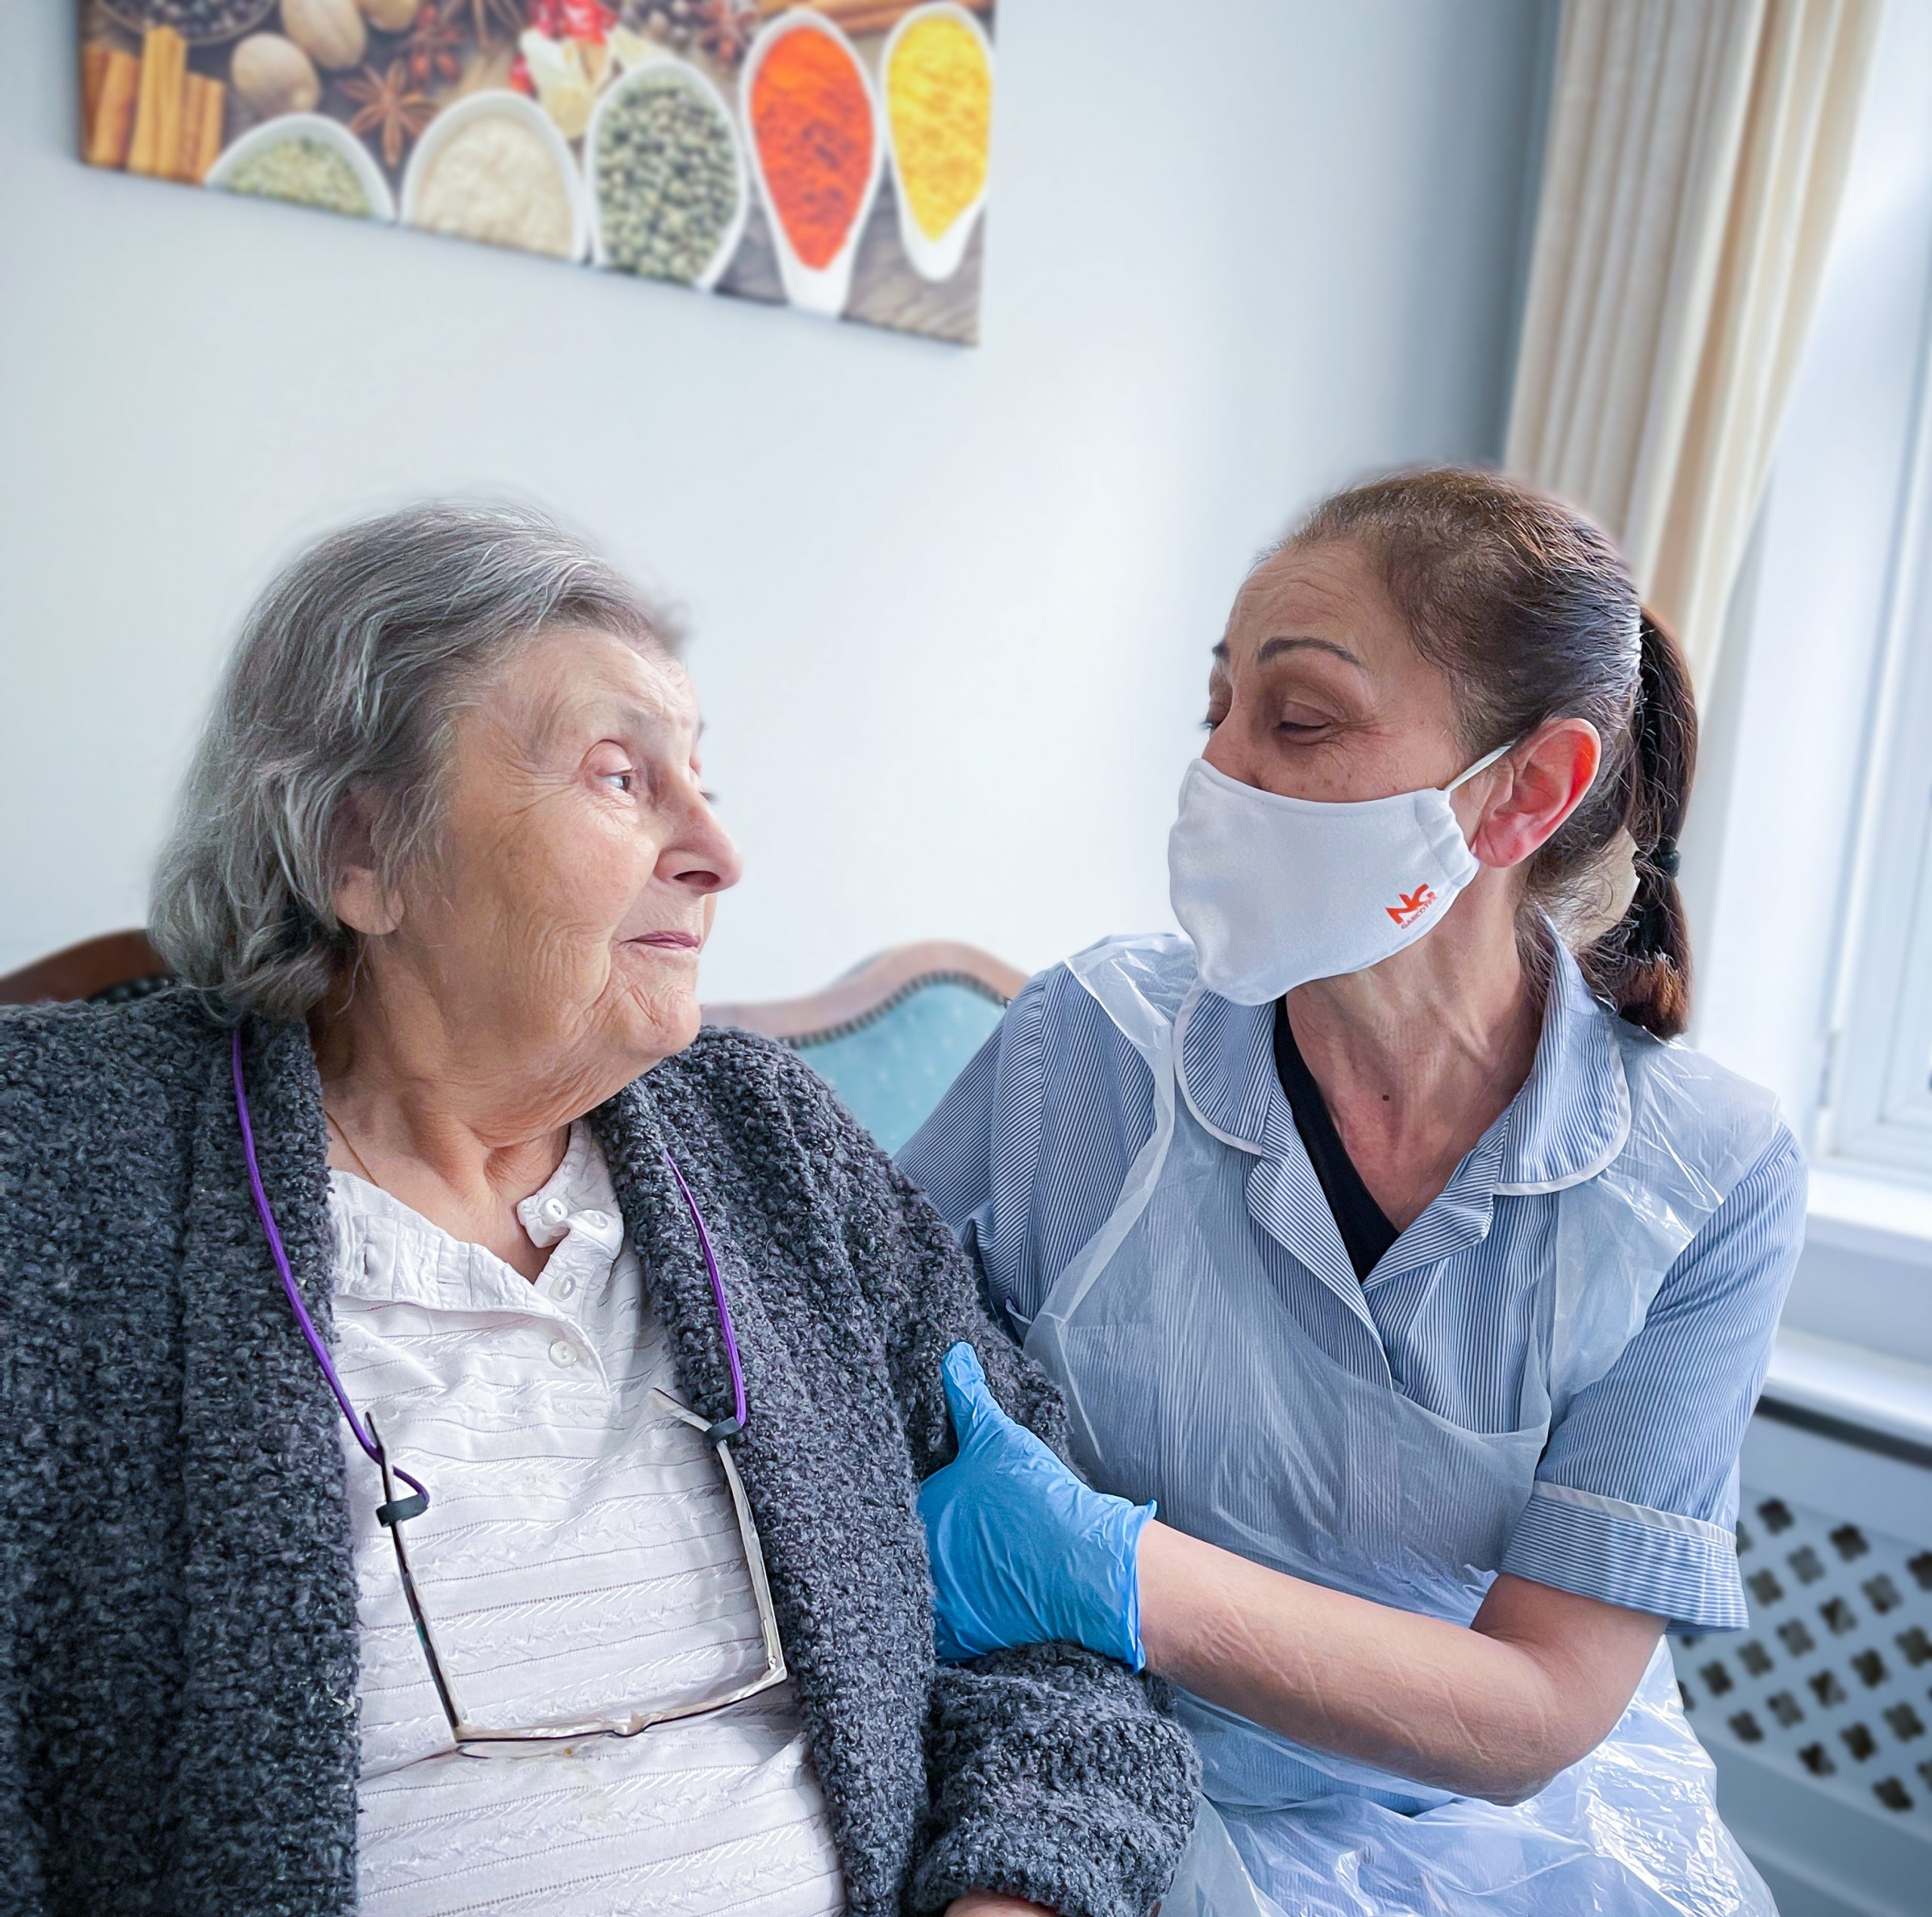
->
[899, 940, 1807, 1632]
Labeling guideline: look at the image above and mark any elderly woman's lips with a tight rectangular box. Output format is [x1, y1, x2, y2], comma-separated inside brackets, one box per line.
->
[631, 931, 702, 949]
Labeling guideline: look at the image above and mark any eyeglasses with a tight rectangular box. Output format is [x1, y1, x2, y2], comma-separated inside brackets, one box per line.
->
[368, 1389, 786, 1749]
[232, 1030, 789, 1755]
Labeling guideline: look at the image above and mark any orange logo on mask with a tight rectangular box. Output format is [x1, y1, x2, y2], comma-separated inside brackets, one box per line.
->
[1386, 885, 1435, 927]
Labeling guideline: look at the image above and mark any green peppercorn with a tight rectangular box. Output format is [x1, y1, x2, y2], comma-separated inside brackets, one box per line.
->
[595, 71, 740, 286]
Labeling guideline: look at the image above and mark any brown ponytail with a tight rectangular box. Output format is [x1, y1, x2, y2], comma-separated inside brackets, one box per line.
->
[1283, 468, 1701, 1039]
[1595, 608, 1697, 1037]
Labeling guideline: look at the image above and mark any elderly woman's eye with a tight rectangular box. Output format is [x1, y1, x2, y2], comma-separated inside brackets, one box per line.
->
[586, 743, 638, 794]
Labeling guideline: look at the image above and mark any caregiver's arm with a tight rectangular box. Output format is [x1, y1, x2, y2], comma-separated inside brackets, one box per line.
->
[1137, 1532, 1659, 1803]
[923, 1129, 1805, 1808]
[1138, 1127, 1804, 1803]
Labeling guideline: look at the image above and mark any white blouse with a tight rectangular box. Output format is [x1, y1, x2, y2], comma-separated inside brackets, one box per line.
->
[327, 1124, 845, 1916]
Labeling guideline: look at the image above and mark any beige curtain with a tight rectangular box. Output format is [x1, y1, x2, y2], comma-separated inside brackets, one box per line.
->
[1506, 0, 1880, 690]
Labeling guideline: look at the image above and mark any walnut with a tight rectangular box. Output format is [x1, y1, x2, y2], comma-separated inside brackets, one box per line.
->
[281, 0, 368, 71]
[231, 34, 323, 117]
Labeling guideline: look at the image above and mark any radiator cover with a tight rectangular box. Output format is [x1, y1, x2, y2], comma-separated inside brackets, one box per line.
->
[1669, 1410, 1932, 1917]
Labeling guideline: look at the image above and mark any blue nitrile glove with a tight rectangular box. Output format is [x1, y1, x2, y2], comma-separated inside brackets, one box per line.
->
[918, 1341, 1154, 1669]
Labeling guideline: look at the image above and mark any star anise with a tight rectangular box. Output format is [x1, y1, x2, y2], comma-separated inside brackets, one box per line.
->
[623, 0, 699, 49]
[341, 60, 435, 170]
[695, 0, 755, 66]
[405, 2, 465, 89]
[445, 0, 527, 47]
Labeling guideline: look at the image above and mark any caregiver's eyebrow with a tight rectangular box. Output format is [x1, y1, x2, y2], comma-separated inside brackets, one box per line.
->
[1256, 636, 1367, 669]
[1208, 637, 1366, 669]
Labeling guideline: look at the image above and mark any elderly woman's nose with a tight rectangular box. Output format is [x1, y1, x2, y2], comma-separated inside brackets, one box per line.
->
[660, 798, 743, 895]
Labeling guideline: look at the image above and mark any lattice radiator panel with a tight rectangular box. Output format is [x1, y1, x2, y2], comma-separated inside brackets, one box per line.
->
[1672, 1487, 1932, 1831]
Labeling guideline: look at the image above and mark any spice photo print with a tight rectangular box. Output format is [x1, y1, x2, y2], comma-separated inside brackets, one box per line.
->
[78, 0, 996, 344]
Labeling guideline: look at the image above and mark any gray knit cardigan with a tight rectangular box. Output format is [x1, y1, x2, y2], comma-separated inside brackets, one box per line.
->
[0, 990, 1195, 1917]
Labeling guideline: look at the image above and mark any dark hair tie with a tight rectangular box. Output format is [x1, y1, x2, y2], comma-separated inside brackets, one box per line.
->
[1650, 839, 1681, 878]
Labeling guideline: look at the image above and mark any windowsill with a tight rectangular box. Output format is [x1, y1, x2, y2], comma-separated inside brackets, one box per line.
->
[1804, 1159, 1932, 1269]
[1764, 1326, 1932, 1450]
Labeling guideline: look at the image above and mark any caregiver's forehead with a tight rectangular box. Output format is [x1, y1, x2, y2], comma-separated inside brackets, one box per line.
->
[1234, 542, 1390, 633]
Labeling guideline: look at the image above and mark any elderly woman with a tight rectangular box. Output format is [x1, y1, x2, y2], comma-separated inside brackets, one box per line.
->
[0, 505, 1194, 1917]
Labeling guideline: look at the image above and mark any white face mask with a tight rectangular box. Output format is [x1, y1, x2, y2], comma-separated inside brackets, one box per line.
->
[1166, 742, 1513, 1005]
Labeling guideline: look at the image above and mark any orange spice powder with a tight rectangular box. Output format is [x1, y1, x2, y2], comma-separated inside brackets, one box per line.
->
[750, 27, 873, 271]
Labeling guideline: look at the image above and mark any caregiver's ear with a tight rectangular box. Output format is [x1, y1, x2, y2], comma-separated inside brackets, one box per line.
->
[1465, 718, 1602, 871]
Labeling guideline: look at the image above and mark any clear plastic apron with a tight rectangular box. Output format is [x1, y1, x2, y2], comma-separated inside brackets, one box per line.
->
[1023, 936, 1780, 1917]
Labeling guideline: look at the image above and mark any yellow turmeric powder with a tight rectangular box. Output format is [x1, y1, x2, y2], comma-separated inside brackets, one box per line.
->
[887, 14, 991, 242]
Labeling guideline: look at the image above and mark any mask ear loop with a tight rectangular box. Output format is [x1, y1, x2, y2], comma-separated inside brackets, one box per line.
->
[1442, 737, 1518, 794]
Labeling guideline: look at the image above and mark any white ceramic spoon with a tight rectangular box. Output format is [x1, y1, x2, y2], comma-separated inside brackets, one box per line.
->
[740, 10, 884, 319]
[205, 112, 397, 223]
[881, 2, 993, 284]
[587, 52, 749, 292]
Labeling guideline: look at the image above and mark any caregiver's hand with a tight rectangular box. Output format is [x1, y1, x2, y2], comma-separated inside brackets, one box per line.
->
[918, 1342, 1153, 1669]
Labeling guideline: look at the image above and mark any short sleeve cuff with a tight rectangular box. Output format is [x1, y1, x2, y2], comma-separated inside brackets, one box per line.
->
[1500, 1482, 1747, 1631]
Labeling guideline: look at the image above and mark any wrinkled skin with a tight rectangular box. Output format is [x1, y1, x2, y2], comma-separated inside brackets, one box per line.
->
[311, 626, 740, 1274]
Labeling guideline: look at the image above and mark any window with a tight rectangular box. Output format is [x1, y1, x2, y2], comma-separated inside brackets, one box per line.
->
[1681, 11, 1932, 1241]
[1820, 328, 1932, 1185]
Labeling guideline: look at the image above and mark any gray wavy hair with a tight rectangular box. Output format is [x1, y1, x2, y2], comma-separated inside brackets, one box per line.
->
[151, 502, 676, 1022]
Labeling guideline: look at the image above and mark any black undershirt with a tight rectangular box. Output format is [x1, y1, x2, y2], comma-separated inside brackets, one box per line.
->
[1272, 1001, 1399, 1282]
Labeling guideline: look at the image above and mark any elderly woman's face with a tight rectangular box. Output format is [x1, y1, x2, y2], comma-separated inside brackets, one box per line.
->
[353, 628, 740, 1077]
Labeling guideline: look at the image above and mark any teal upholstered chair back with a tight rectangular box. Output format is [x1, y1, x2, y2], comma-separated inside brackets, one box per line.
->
[703, 942, 1026, 1155]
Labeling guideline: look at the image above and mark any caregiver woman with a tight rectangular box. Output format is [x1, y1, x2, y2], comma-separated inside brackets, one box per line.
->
[901, 468, 1804, 1917]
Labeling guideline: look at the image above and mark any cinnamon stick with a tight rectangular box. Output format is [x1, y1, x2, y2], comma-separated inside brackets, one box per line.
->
[127, 25, 186, 180]
[175, 69, 203, 181]
[152, 32, 187, 180]
[836, 6, 935, 30]
[125, 27, 162, 173]
[757, 0, 992, 22]
[84, 46, 140, 169]
[850, 5, 988, 35]
[82, 41, 110, 134]
[186, 75, 225, 183]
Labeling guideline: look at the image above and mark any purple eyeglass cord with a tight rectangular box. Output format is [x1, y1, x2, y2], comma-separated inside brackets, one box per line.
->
[230, 1029, 749, 1529]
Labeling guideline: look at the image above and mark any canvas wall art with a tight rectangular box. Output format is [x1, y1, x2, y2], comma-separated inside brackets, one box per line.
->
[78, 0, 994, 344]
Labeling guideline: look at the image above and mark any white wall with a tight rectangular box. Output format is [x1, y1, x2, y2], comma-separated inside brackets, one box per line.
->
[0, 1, 1547, 1001]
